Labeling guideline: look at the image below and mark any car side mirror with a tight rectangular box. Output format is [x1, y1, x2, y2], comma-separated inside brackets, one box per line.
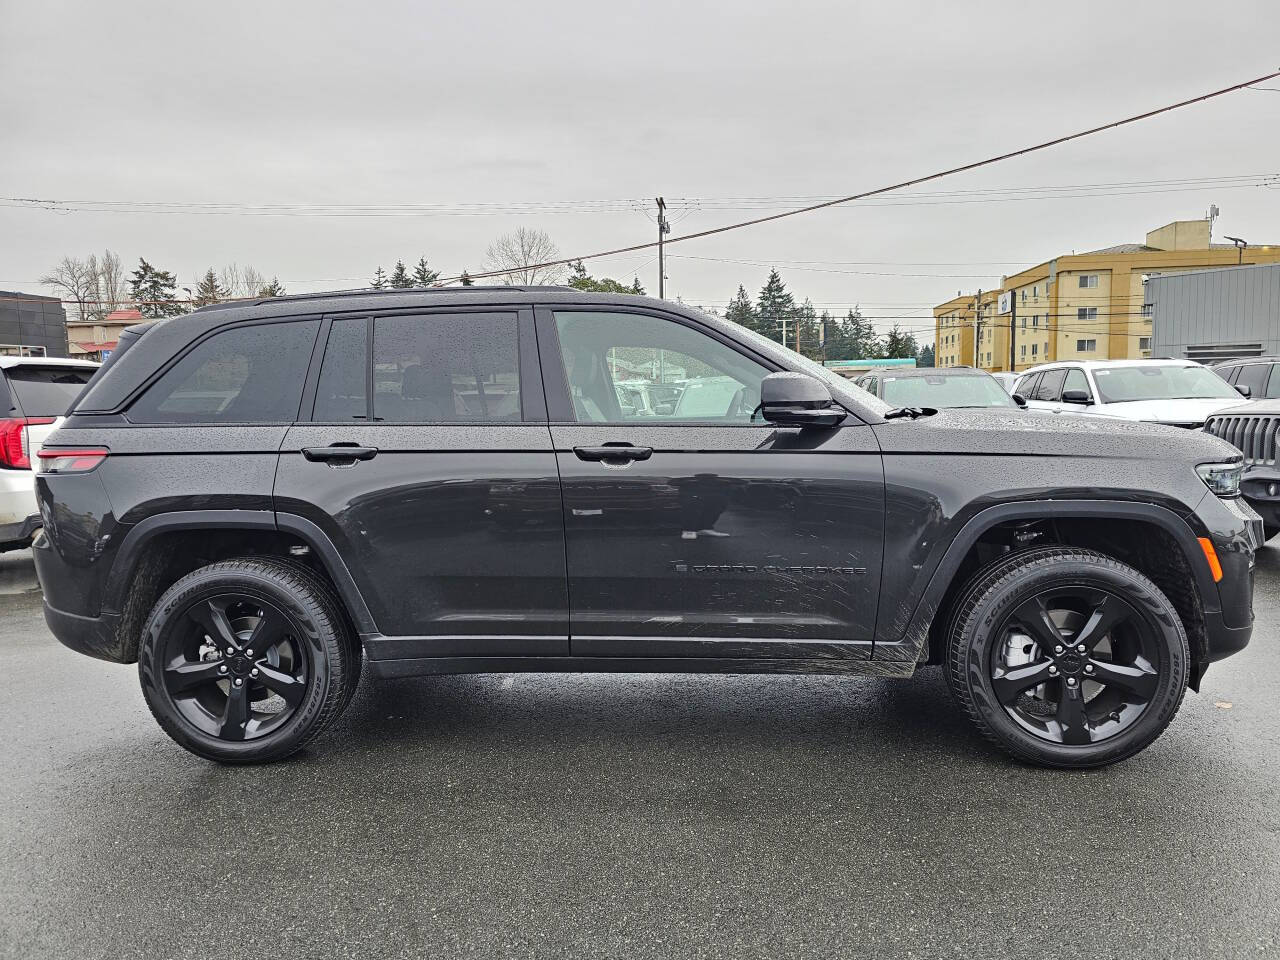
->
[1236, 383, 1252, 398]
[759, 372, 844, 428]
[1012, 393, 1028, 407]
[1061, 389, 1092, 405]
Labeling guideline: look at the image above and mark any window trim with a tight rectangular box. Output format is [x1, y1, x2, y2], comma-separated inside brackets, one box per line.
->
[534, 303, 792, 426]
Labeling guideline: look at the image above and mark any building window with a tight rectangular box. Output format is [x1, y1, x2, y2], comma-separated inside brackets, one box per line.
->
[1139, 337, 1152, 351]
[1032, 315, 1039, 329]
[1021, 290, 1027, 303]
[1079, 274, 1099, 288]
[1021, 317, 1026, 330]
[1077, 307, 1098, 321]
[1032, 344, 1038, 356]
[1020, 344, 1027, 358]
[1033, 285, 1039, 298]
[1076, 339, 1097, 352]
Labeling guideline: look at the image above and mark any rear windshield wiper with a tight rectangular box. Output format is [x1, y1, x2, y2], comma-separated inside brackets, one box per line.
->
[883, 406, 938, 420]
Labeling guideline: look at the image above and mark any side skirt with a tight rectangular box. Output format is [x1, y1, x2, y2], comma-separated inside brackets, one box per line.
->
[365, 655, 918, 680]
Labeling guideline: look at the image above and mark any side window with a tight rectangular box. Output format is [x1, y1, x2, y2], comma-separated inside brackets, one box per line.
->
[1062, 367, 1092, 399]
[1034, 369, 1067, 401]
[372, 313, 521, 423]
[1017, 372, 1042, 398]
[129, 320, 319, 423]
[1264, 364, 1280, 400]
[1235, 363, 1270, 398]
[553, 311, 770, 423]
[1219, 364, 1240, 385]
[313, 317, 369, 421]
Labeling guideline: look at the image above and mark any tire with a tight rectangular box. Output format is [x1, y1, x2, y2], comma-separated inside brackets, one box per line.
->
[944, 547, 1189, 769]
[138, 557, 353, 763]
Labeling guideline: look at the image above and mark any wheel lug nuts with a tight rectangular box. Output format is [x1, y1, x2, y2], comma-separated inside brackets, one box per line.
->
[1066, 677, 1078, 687]
[1048, 665, 1059, 675]
[250, 668, 259, 677]
[1085, 664, 1095, 674]
[246, 649, 254, 657]
[1053, 645, 1064, 654]
[1076, 644, 1086, 654]
[218, 665, 228, 674]
[225, 648, 234, 657]
[233, 678, 243, 687]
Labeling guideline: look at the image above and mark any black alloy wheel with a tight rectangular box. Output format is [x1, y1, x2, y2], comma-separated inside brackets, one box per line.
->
[945, 547, 1189, 768]
[139, 558, 354, 763]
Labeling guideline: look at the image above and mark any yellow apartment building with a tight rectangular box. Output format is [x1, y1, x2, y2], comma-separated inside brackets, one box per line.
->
[934, 219, 1280, 372]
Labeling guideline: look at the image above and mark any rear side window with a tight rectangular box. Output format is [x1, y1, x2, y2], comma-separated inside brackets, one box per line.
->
[1033, 369, 1066, 401]
[372, 313, 521, 422]
[1015, 372, 1040, 397]
[129, 320, 319, 423]
[3, 366, 96, 417]
[1265, 365, 1280, 400]
[1236, 363, 1271, 399]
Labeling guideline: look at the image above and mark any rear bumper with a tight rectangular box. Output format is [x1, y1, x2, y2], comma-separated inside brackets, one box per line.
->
[0, 468, 37, 547]
[0, 513, 41, 549]
[42, 599, 126, 663]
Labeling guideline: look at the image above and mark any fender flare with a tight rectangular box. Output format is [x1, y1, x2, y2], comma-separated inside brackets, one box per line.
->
[105, 509, 378, 636]
[875, 498, 1214, 660]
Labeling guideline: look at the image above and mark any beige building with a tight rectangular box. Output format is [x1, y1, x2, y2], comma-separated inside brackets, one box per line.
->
[935, 220, 1280, 372]
[67, 308, 143, 361]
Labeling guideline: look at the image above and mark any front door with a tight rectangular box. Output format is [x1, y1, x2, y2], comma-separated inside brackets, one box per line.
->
[538, 306, 884, 661]
[274, 308, 568, 659]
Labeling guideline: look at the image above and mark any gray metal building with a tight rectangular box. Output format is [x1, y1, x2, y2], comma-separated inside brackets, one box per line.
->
[1147, 262, 1280, 363]
[0, 290, 70, 358]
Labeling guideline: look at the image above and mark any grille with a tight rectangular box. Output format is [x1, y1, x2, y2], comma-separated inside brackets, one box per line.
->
[1205, 415, 1280, 465]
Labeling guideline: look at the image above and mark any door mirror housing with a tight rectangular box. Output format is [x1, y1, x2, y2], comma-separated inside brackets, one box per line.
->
[1236, 383, 1252, 398]
[1061, 389, 1093, 405]
[1012, 393, 1028, 407]
[759, 372, 845, 428]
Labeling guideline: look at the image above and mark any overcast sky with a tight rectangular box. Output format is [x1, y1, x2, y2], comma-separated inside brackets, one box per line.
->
[3, 0, 1279, 346]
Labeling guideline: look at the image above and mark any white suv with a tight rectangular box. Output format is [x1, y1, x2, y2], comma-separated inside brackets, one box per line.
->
[0, 356, 99, 551]
[1013, 358, 1249, 428]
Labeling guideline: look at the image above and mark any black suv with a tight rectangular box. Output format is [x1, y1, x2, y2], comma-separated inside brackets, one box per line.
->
[34, 289, 1260, 768]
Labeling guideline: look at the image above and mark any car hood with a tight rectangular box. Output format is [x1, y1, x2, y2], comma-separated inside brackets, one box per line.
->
[1086, 397, 1245, 423]
[871, 406, 1242, 463]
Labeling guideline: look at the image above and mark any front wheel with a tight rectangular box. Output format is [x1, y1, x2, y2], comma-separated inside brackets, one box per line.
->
[138, 558, 354, 763]
[945, 547, 1189, 768]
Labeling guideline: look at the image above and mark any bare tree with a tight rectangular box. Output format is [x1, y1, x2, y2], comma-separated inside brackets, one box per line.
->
[87, 250, 127, 320]
[483, 228, 565, 285]
[40, 256, 97, 321]
[217, 263, 267, 299]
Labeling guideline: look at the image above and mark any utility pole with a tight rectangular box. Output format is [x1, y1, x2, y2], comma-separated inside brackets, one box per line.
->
[973, 288, 982, 368]
[656, 197, 671, 298]
[1008, 291, 1017, 370]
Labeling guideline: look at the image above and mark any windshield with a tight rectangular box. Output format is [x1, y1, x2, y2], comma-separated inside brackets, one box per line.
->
[881, 373, 1017, 409]
[5, 365, 97, 417]
[1091, 365, 1240, 404]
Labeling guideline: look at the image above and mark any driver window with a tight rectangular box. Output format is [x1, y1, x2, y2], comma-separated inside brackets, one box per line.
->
[553, 311, 770, 423]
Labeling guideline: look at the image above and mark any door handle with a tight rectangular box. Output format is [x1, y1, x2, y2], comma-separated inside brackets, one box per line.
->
[573, 444, 653, 464]
[302, 444, 379, 464]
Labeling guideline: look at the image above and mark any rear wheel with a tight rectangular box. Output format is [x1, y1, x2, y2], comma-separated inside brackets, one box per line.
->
[138, 558, 352, 763]
[945, 547, 1189, 768]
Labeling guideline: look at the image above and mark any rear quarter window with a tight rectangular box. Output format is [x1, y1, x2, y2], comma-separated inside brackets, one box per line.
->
[128, 320, 320, 423]
[4, 365, 97, 417]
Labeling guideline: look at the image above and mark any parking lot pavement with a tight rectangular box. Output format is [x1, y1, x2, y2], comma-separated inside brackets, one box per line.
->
[2, 555, 1278, 960]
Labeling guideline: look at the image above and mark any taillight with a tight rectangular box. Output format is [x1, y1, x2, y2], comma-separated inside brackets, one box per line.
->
[36, 447, 109, 474]
[0, 417, 56, 469]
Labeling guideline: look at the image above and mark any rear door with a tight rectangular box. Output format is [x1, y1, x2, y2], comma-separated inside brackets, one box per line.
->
[539, 304, 884, 661]
[273, 307, 569, 658]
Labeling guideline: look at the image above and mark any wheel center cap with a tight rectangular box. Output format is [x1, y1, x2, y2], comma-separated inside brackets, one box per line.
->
[230, 655, 251, 676]
[1058, 652, 1084, 675]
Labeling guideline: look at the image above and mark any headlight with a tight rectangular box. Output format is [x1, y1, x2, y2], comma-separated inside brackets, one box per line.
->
[1197, 460, 1243, 498]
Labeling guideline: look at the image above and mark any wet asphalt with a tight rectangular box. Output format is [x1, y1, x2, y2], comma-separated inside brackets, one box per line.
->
[1, 547, 1277, 960]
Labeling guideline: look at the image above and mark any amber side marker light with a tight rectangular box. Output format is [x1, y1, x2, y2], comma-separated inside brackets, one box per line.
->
[1197, 537, 1224, 583]
[35, 448, 109, 474]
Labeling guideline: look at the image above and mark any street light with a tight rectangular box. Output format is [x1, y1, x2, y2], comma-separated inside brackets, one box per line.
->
[1224, 236, 1249, 265]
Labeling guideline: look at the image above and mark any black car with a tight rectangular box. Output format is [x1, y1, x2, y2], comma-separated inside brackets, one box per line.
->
[1209, 356, 1280, 401]
[852, 366, 1024, 409]
[1205, 400, 1280, 540]
[33, 288, 1260, 768]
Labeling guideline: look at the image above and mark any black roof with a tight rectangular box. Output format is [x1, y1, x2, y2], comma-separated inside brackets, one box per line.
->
[1209, 356, 1280, 366]
[877, 366, 991, 378]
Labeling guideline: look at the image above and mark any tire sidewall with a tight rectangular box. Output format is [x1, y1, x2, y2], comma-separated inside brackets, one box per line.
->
[958, 556, 1189, 767]
[138, 564, 341, 762]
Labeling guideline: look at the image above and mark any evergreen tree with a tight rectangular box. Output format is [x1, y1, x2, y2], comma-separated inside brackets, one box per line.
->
[883, 324, 919, 359]
[566, 259, 646, 295]
[724, 285, 756, 333]
[755, 269, 795, 346]
[459, 270, 474, 286]
[370, 266, 387, 289]
[412, 257, 440, 287]
[388, 260, 412, 289]
[191, 267, 227, 307]
[128, 257, 185, 318]
[843, 307, 881, 359]
[793, 298, 821, 359]
[917, 344, 935, 368]
[258, 277, 286, 297]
